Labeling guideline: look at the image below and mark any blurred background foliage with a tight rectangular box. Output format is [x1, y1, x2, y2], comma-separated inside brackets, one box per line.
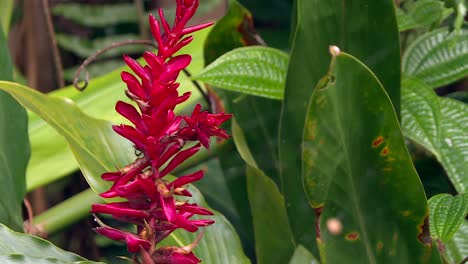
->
[2, 0, 467, 263]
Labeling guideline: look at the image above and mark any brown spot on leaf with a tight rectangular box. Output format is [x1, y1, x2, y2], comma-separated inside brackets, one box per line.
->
[417, 216, 432, 246]
[372, 136, 384, 148]
[314, 207, 323, 241]
[345, 232, 359, 241]
[380, 147, 389, 156]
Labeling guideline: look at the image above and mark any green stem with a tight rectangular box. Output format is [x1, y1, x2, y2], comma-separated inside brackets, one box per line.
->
[32, 141, 229, 235]
[33, 189, 102, 235]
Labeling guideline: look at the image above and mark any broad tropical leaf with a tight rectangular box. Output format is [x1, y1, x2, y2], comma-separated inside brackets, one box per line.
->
[401, 77, 468, 193]
[396, 0, 453, 31]
[303, 51, 439, 262]
[0, 224, 102, 264]
[444, 220, 468, 263]
[232, 119, 296, 264]
[195, 46, 288, 99]
[0, 81, 133, 194]
[279, 0, 401, 253]
[428, 193, 468, 242]
[0, 26, 30, 231]
[402, 27, 468, 88]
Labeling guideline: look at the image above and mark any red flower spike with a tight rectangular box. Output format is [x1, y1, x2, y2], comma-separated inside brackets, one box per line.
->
[92, 1, 231, 262]
[94, 226, 151, 253]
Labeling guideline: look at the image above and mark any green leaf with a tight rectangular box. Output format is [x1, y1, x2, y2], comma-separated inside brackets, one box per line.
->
[25, 28, 209, 191]
[0, 26, 30, 231]
[0, 81, 133, 194]
[195, 46, 288, 99]
[397, 0, 453, 31]
[157, 182, 251, 264]
[402, 27, 468, 88]
[444, 220, 468, 263]
[279, 0, 401, 253]
[0, 224, 102, 263]
[401, 77, 468, 193]
[232, 119, 296, 264]
[288, 245, 320, 264]
[56, 34, 144, 59]
[0, 0, 13, 35]
[52, 3, 138, 27]
[303, 52, 439, 262]
[428, 193, 468, 242]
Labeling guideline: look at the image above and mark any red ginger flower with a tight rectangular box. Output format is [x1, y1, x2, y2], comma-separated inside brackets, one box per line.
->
[91, 1, 231, 263]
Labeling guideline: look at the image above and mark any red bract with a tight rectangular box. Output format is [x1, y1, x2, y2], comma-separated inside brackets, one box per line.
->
[91, 1, 231, 263]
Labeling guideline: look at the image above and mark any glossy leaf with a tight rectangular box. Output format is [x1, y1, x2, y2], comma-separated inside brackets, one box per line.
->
[428, 193, 468, 242]
[401, 77, 468, 193]
[0, 26, 30, 231]
[232, 119, 296, 264]
[279, 0, 401, 252]
[0, 81, 133, 194]
[158, 181, 251, 264]
[52, 3, 138, 27]
[26, 29, 209, 191]
[0, 0, 13, 35]
[402, 27, 468, 88]
[56, 34, 144, 59]
[0, 224, 102, 264]
[195, 46, 288, 99]
[288, 245, 320, 264]
[303, 52, 439, 262]
[444, 220, 468, 263]
[396, 0, 453, 31]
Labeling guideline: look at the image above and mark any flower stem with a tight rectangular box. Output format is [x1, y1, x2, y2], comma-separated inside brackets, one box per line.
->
[32, 189, 102, 235]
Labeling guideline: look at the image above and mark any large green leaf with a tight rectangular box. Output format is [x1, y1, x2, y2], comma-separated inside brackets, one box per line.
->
[428, 193, 468, 242]
[0, 26, 30, 231]
[0, 81, 133, 194]
[443, 220, 468, 263]
[303, 52, 439, 262]
[0, 224, 102, 264]
[160, 183, 251, 264]
[402, 27, 468, 88]
[396, 0, 453, 32]
[26, 29, 209, 191]
[232, 119, 296, 264]
[195, 46, 288, 99]
[401, 77, 468, 193]
[279, 0, 401, 253]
